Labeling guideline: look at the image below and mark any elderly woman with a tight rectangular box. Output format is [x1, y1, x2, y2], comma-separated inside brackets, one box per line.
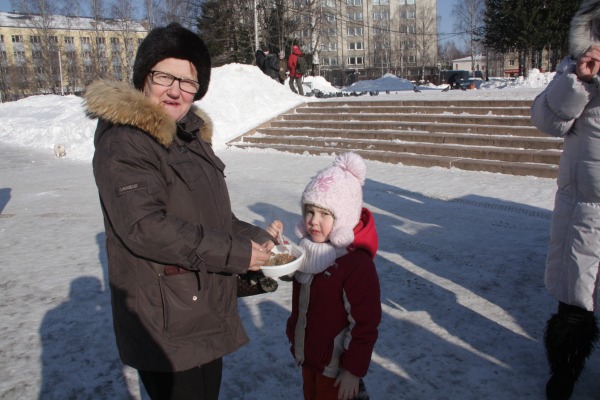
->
[531, 1, 600, 399]
[85, 23, 275, 399]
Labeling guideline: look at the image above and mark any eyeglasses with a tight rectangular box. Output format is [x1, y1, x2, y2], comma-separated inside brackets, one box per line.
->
[149, 70, 200, 94]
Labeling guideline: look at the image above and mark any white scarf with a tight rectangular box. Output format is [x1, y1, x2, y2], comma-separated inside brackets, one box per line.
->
[295, 238, 348, 284]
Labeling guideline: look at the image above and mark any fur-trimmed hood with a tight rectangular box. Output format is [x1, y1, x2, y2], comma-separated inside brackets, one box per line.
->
[570, 0, 600, 59]
[83, 79, 213, 148]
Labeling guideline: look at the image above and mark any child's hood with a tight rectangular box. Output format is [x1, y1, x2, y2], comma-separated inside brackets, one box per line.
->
[349, 207, 378, 259]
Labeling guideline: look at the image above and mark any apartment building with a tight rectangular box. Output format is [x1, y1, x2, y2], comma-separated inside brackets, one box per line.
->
[0, 12, 147, 101]
[291, 0, 437, 86]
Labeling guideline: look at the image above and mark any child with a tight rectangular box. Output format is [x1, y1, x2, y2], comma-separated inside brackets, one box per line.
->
[267, 152, 381, 400]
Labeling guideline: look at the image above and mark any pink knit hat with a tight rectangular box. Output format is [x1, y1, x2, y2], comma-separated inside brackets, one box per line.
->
[296, 152, 366, 247]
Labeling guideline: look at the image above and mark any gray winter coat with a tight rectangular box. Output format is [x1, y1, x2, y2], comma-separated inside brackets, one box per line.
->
[85, 79, 272, 371]
[530, 1, 600, 311]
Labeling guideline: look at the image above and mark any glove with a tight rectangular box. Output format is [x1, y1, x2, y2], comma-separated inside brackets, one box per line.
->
[237, 270, 278, 297]
[334, 369, 359, 400]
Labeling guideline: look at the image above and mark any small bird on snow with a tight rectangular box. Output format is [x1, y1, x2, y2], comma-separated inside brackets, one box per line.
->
[441, 86, 450, 92]
[413, 85, 421, 93]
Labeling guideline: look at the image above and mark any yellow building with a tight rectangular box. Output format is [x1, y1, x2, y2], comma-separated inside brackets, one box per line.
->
[0, 11, 147, 100]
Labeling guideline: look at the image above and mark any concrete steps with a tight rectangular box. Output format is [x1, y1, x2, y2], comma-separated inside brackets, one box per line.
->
[227, 99, 562, 178]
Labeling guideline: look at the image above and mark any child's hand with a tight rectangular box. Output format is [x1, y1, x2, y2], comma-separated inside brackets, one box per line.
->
[266, 220, 284, 243]
[334, 370, 359, 400]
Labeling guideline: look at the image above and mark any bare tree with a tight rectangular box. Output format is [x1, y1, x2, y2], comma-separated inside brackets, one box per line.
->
[111, 0, 140, 83]
[414, 0, 437, 82]
[142, 0, 200, 29]
[371, 8, 393, 75]
[453, 0, 485, 73]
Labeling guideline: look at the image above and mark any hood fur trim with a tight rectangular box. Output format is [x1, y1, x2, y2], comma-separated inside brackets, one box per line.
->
[83, 79, 213, 148]
[570, 0, 600, 59]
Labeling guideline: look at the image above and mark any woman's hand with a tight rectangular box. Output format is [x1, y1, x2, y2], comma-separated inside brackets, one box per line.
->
[249, 240, 271, 271]
[334, 370, 359, 400]
[576, 46, 600, 83]
[265, 220, 284, 243]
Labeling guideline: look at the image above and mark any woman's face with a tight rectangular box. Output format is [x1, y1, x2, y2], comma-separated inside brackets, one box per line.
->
[303, 204, 334, 243]
[144, 58, 198, 122]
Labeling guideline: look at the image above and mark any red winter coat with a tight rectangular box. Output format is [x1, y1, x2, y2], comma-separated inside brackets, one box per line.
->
[288, 45, 303, 79]
[286, 208, 381, 378]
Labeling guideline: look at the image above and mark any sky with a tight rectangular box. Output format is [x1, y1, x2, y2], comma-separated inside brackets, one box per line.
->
[5, 64, 600, 399]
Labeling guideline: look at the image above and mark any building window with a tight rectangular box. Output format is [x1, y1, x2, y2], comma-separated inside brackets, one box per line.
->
[348, 12, 363, 20]
[348, 42, 363, 50]
[11, 35, 23, 43]
[81, 37, 90, 44]
[30, 36, 41, 43]
[13, 51, 26, 61]
[347, 27, 364, 36]
[407, 10, 416, 19]
[65, 36, 74, 44]
[0, 35, 3, 43]
[49, 36, 58, 43]
[372, 0, 389, 4]
[323, 0, 335, 6]
[0, 51, 6, 60]
[96, 37, 106, 45]
[325, 13, 336, 22]
[321, 43, 337, 51]
[407, 25, 416, 33]
[373, 27, 389, 35]
[373, 11, 389, 20]
[509, 59, 515, 66]
[347, 0, 362, 5]
[374, 41, 390, 50]
[347, 57, 363, 65]
[32, 50, 42, 59]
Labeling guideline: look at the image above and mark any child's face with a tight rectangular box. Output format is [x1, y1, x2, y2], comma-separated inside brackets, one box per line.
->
[304, 204, 334, 243]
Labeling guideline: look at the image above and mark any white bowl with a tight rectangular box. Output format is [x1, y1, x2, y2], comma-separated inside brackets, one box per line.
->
[261, 243, 305, 278]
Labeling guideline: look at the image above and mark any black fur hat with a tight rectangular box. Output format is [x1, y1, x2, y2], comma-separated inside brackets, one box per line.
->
[133, 22, 211, 101]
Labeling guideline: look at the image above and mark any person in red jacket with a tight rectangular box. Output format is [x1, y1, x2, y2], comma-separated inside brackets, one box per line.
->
[267, 152, 381, 400]
[288, 44, 305, 95]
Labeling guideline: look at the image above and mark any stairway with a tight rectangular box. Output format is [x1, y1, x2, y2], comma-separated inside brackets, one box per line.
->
[227, 99, 562, 178]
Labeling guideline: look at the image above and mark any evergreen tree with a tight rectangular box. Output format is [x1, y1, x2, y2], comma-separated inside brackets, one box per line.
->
[484, 0, 583, 73]
[197, 0, 254, 66]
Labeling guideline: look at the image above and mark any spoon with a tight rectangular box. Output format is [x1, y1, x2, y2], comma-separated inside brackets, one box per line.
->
[277, 229, 289, 253]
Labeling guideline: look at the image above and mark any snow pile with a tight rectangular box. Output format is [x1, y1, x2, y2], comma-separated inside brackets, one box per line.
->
[342, 73, 415, 92]
[480, 68, 555, 90]
[302, 75, 341, 94]
[197, 63, 305, 148]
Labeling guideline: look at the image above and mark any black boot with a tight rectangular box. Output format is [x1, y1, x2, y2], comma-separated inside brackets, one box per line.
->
[544, 302, 599, 400]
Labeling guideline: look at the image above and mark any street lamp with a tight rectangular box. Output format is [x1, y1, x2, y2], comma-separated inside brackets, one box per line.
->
[57, 50, 64, 96]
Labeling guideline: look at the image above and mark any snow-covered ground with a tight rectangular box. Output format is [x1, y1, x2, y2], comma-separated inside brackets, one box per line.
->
[2, 65, 599, 399]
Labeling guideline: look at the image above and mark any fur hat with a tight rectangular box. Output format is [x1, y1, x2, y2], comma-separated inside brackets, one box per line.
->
[569, 0, 600, 59]
[296, 152, 366, 248]
[133, 22, 211, 101]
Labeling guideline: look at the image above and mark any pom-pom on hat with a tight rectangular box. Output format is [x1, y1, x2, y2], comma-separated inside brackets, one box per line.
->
[133, 22, 211, 101]
[297, 152, 366, 248]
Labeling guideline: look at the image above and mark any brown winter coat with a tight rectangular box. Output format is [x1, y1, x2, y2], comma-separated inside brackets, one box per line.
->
[85, 79, 272, 372]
